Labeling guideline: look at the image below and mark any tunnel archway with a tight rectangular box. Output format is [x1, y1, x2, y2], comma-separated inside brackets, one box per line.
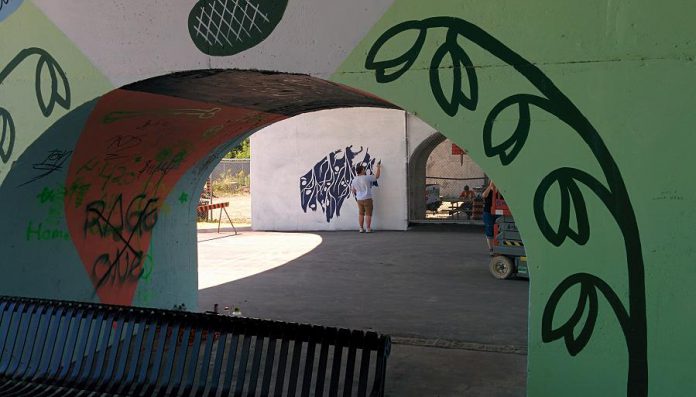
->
[407, 131, 445, 222]
[1, 69, 401, 309]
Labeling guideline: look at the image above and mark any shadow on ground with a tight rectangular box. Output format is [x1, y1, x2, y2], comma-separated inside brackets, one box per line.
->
[198, 226, 528, 396]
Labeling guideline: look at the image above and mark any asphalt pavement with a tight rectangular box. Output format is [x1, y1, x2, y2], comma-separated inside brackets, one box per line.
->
[198, 225, 528, 396]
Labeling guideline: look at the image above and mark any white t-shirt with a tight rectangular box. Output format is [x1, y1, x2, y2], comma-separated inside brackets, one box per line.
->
[351, 174, 377, 200]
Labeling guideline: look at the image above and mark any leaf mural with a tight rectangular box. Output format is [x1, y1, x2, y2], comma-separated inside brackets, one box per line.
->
[482, 95, 538, 166]
[533, 169, 592, 247]
[366, 17, 648, 396]
[542, 275, 598, 356]
[188, 0, 288, 57]
[542, 273, 630, 356]
[35, 53, 71, 117]
[0, 108, 15, 163]
[429, 29, 478, 115]
[365, 20, 427, 83]
[0, 48, 71, 164]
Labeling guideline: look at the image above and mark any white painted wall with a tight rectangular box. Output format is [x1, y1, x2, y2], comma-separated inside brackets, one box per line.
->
[34, 0, 395, 86]
[406, 113, 438, 159]
[251, 108, 408, 231]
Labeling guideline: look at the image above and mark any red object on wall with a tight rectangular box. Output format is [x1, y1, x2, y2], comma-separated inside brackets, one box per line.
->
[65, 89, 287, 305]
[451, 144, 465, 155]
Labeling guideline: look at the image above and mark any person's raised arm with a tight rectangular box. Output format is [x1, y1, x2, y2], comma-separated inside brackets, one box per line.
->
[483, 180, 495, 198]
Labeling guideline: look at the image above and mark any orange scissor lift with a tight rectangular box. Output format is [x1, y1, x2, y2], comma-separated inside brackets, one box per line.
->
[488, 188, 529, 279]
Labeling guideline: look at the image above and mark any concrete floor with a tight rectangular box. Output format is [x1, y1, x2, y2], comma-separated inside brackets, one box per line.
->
[198, 226, 528, 396]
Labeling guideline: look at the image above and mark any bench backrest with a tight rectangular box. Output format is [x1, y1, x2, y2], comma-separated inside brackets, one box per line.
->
[0, 296, 390, 396]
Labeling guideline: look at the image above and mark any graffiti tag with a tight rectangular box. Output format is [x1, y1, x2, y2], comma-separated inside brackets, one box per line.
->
[300, 146, 379, 222]
[84, 194, 158, 290]
[18, 149, 72, 186]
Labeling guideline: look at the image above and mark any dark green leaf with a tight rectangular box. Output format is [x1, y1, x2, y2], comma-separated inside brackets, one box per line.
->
[429, 28, 478, 116]
[365, 20, 427, 83]
[0, 108, 15, 163]
[542, 274, 598, 356]
[483, 95, 533, 165]
[34, 53, 70, 117]
[534, 169, 591, 246]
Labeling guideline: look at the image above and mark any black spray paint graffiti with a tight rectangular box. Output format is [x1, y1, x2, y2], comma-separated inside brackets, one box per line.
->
[18, 148, 72, 187]
[300, 146, 378, 222]
[366, 18, 647, 396]
[0, 48, 71, 164]
[84, 194, 159, 290]
[188, 0, 288, 56]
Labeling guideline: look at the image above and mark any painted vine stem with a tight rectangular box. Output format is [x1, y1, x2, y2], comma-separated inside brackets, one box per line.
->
[0, 47, 71, 163]
[365, 17, 647, 396]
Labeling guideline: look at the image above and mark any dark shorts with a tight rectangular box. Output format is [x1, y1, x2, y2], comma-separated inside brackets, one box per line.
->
[483, 212, 498, 238]
[357, 199, 373, 216]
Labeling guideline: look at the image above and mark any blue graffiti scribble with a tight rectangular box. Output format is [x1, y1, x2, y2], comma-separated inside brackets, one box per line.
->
[300, 146, 379, 222]
[0, 0, 23, 23]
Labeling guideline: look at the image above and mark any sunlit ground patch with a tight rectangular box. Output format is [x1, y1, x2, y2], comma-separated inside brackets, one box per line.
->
[197, 231, 323, 289]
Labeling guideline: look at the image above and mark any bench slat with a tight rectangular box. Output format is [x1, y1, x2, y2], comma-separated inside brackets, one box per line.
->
[67, 308, 94, 384]
[35, 306, 65, 379]
[181, 326, 205, 395]
[343, 332, 359, 397]
[328, 328, 348, 397]
[357, 344, 372, 397]
[260, 335, 277, 396]
[273, 337, 291, 396]
[122, 315, 149, 387]
[0, 302, 23, 374]
[247, 333, 266, 396]
[140, 320, 170, 396]
[220, 332, 240, 395]
[5, 304, 35, 377]
[0, 296, 391, 397]
[287, 338, 303, 396]
[206, 331, 227, 397]
[170, 325, 193, 395]
[155, 322, 181, 396]
[301, 332, 317, 397]
[233, 332, 253, 397]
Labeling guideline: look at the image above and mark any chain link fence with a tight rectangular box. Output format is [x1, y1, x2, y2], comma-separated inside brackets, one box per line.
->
[425, 139, 486, 220]
[209, 158, 251, 194]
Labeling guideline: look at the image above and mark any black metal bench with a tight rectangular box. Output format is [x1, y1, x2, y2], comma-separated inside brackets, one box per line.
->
[0, 296, 391, 396]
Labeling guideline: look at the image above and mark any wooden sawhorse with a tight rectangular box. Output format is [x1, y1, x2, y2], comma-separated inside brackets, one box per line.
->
[197, 202, 237, 234]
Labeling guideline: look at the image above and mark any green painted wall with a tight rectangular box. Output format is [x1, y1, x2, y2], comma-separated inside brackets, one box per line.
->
[333, 1, 696, 395]
[0, 0, 692, 394]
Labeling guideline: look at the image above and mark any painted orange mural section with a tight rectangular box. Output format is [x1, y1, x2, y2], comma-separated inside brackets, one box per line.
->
[64, 90, 286, 305]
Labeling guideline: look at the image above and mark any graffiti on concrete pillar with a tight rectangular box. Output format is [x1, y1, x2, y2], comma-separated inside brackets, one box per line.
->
[366, 17, 647, 396]
[188, 0, 288, 56]
[300, 146, 379, 222]
[18, 148, 72, 186]
[65, 89, 287, 305]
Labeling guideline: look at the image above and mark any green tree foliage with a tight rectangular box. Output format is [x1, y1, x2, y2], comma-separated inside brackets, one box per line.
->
[224, 138, 250, 159]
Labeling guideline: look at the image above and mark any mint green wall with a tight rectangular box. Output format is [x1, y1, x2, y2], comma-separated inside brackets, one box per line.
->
[0, 1, 692, 395]
[333, 1, 696, 395]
